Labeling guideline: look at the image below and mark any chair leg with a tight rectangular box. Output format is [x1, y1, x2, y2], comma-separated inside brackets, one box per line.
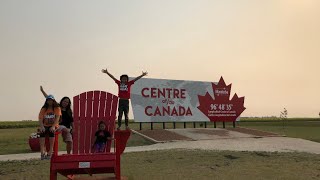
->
[50, 170, 57, 180]
[116, 158, 121, 180]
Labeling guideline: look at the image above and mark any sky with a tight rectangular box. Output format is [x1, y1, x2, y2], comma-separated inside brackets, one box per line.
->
[0, 0, 319, 121]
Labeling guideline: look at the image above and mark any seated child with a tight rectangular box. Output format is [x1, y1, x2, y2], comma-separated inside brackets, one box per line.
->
[93, 121, 112, 153]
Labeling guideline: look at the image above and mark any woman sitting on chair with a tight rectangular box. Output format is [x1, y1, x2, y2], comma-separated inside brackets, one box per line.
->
[38, 95, 61, 160]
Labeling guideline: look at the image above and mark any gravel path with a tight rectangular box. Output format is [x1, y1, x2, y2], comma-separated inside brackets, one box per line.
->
[125, 136, 320, 154]
[1, 136, 320, 161]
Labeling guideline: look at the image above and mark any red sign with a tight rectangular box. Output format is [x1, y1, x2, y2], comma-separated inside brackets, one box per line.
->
[197, 77, 246, 122]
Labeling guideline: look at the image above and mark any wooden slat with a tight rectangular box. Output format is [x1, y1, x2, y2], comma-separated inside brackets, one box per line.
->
[78, 92, 87, 154]
[99, 92, 107, 120]
[110, 95, 118, 126]
[105, 93, 112, 132]
[52, 153, 116, 162]
[91, 91, 100, 153]
[53, 161, 116, 171]
[73, 95, 80, 154]
[85, 91, 93, 154]
[105, 93, 113, 152]
[99, 92, 107, 153]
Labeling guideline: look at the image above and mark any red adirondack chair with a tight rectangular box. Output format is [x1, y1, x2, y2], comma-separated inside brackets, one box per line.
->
[50, 91, 131, 180]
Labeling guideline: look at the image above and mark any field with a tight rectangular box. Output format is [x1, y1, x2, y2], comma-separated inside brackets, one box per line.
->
[0, 119, 320, 155]
[0, 119, 319, 179]
[0, 124, 153, 155]
[0, 149, 320, 180]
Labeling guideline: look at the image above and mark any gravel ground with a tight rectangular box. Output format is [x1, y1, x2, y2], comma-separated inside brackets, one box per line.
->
[125, 136, 320, 154]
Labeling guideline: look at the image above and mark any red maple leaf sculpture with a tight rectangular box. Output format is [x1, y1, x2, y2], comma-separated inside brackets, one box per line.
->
[197, 77, 246, 122]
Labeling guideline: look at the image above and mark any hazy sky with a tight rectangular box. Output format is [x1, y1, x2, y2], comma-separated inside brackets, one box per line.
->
[1, 0, 319, 121]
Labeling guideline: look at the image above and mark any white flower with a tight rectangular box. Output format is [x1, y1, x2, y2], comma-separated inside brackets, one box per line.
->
[30, 133, 39, 139]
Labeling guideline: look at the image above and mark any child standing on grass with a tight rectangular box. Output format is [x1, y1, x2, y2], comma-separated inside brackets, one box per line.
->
[101, 68, 147, 130]
[93, 121, 112, 153]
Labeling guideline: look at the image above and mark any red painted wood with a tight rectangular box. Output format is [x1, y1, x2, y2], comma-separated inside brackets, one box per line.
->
[105, 93, 112, 130]
[52, 153, 116, 162]
[115, 130, 131, 180]
[50, 91, 128, 180]
[53, 132, 60, 156]
[78, 93, 87, 154]
[73, 95, 80, 154]
[91, 91, 100, 153]
[115, 130, 131, 155]
[105, 93, 113, 152]
[111, 96, 118, 152]
[99, 91, 107, 120]
[52, 161, 116, 171]
[84, 91, 93, 154]
[110, 96, 118, 125]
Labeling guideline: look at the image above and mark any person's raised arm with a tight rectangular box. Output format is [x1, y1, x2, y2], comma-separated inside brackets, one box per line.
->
[40, 86, 48, 98]
[132, 71, 148, 82]
[101, 68, 117, 82]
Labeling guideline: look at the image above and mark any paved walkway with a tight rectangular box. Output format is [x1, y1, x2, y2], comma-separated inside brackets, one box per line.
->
[1, 136, 320, 161]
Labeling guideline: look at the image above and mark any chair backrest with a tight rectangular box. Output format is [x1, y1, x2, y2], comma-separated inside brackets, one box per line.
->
[72, 91, 118, 154]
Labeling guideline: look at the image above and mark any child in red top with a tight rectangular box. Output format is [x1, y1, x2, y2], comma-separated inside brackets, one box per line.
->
[102, 68, 147, 130]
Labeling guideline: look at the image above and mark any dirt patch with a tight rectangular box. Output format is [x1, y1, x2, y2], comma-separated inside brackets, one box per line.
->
[191, 129, 229, 136]
[226, 127, 281, 137]
[137, 129, 192, 142]
[137, 127, 282, 142]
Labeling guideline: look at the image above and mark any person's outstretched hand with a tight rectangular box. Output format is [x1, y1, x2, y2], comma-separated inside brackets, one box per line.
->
[49, 126, 55, 133]
[142, 71, 148, 76]
[101, 68, 108, 74]
[39, 125, 45, 133]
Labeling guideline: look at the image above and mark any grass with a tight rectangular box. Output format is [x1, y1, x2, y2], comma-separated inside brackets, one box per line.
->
[0, 120, 320, 179]
[237, 121, 320, 142]
[0, 149, 320, 180]
[0, 120, 38, 129]
[0, 126, 153, 155]
[0, 119, 319, 155]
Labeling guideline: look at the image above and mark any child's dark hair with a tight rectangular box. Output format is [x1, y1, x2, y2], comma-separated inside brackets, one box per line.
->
[42, 99, 60, 111]
[98, 121, 106, 126]
[120, 74, 129, 80]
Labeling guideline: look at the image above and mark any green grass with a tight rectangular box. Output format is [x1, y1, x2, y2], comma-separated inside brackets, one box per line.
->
[0, 121, 38, 129]
[0, 127, 42, 155]
[0, 126, 153, 155]
[0, 119, 319, 155]
[0, 149, 320, 180]
[238, 121, 320, 142]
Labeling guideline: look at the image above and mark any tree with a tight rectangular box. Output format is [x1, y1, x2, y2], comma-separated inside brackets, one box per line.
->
[280, 108, 288, 131]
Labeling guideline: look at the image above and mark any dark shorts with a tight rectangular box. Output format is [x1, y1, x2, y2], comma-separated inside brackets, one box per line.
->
[118, 99, 129, 114]
[39, 126, 55, 138]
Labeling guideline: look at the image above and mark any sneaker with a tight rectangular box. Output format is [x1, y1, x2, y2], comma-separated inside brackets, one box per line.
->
[125, 126, 130, 130]
[40, 154, 46, 160]
[45, 154, 52, 160]
[116, 126, 121, 130]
